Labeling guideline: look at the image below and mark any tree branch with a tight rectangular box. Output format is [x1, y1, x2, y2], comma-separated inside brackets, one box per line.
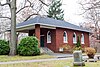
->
[0, 0, 11, 7]
[0, 3, 9, 6]
[16, 0, 34, 14]
[39, 0, 49, 6]
[16, 6, 31, 14]
[0, 16, 11, 20]
[27, 0, 32, 6]
[24, 13, 39, 21]
[38, 5, 43, 12]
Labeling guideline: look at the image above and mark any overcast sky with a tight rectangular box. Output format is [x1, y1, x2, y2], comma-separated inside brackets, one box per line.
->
[62, 0, 85, 25]
[1, 0, 85, 25]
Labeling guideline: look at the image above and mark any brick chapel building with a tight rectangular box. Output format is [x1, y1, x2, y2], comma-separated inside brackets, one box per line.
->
[16, 16, 90, 52]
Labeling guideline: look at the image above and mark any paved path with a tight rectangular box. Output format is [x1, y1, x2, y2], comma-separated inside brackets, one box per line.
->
[0, 57, 73, 64]
[0, 53, 99, 64]
[49, 53, 73, 58]
[0, 53, 73, 64]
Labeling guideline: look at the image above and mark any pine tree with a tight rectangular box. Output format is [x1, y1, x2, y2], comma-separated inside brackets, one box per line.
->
[76, 36, 81, 47]
[47, 0, 64, 20]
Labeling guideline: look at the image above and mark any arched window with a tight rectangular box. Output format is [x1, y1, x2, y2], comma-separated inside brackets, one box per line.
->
[81, 34, 84, 44]
[63, 31, 68, 43]
[47, 31, 51, 43]
[73, 32, 77, 44]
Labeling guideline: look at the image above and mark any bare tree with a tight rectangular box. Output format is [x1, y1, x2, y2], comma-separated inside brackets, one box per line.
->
[0, 0, 49, 56]
[79, 0, 100, 52]
[79, 0, 100, 40]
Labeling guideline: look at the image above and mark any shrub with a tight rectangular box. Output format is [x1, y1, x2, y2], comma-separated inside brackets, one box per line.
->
[62, 45, 72, 50]
[60, 44, 73, 53]
[0, 40, 10, 55]
[73, 36, 82, 51]
[75, 36, 81, 47]
[73, 46, 82, 51]
[85, 47, 96, 55]
[17, 36, 40, 56]
[85, 47, 96, 58]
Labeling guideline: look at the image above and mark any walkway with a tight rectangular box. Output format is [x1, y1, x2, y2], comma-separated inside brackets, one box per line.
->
[0, 57, 73, 64]
[0, 53, 99, 64]
[49, 53, 73, 58]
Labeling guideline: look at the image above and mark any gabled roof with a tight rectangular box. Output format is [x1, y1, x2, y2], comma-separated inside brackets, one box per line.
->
[16, 16, 90, 32]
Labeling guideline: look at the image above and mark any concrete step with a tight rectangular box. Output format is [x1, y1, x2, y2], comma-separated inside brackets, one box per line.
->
[40, 47, 54, 54]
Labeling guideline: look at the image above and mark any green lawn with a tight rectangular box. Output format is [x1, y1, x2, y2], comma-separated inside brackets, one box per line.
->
[0, 54, 54, 62]
[0, 59, 100, 67]
[0, 54, 100, 67]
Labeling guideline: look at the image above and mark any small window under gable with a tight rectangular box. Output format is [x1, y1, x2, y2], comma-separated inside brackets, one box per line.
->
[63, 31, 68, 43]
[81, 33, 85, 44]
[47, 31, 51, 43]
[73, 32, 77, 44]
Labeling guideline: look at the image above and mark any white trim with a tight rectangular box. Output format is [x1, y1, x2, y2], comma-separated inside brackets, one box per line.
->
[47, 41, 51, 43]
[81, 42, 85, 44]
[16, 24, 56, 32]
[40, 25, 56, 29]
[16, 23, 56, 29]
[16, 25, 56, 31]
[16, 25, 35, 31]
[73, 41, 77, 44]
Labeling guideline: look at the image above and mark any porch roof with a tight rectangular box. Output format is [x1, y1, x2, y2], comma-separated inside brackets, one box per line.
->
[16, 16, 90, 33]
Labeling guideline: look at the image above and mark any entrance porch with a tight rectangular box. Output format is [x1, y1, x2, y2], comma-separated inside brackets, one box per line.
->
[17, 24, 57, 52]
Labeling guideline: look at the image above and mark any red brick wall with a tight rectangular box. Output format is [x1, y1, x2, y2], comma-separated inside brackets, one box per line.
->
[55, 27, 90, 52]
[41, 28, 56, 52]
[55, 28, 65, 52]
[83, 32, 90, 47]
[28, 27, 90, 52]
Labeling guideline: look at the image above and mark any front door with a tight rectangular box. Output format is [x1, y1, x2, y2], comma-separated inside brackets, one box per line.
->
[40, 36, 44, 47]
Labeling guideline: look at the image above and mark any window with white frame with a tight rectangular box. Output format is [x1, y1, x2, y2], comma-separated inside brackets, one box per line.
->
[73, 32, 77, 44]
[81, 34, 84, 44]
[47, 31, 51, 43]
[63, 31, 68, 43]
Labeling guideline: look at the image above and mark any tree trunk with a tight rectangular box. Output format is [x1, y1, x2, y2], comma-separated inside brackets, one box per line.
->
[9, 0, 17, 56]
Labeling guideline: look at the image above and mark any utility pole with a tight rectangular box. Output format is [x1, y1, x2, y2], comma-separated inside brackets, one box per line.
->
[9, 0, 17, 56]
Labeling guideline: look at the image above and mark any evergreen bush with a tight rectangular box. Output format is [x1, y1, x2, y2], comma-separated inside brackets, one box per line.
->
[73, 36, 82, 51]
[0, 40, 10, 55]
[76, 36, 81, 47]
[17, 36, 40, 56]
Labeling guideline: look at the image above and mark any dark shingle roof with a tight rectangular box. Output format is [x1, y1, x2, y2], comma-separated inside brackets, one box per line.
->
[16, 16, 90, 32]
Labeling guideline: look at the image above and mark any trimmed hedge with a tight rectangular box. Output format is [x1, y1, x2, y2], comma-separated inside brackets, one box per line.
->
[0, 40, 10, 55]
[17, 36, 40, 56]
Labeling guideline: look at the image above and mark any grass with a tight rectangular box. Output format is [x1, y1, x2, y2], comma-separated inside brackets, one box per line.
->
[0, 54, 54, 62]
[0, 59, 100, 67]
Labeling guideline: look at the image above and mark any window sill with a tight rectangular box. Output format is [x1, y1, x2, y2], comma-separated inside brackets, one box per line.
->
[81, 42, 85, 44]
[63, 41, 68, 43]
[47, 41, 51, 43]
[73, 42, 77, 44]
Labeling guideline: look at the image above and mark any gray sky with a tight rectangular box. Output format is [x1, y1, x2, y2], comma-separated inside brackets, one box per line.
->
[62, 0, 85, 25]
[1, 0, 85, 25]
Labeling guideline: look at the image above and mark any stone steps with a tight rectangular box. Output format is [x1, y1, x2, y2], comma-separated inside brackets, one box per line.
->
[40, 47, 54, 54]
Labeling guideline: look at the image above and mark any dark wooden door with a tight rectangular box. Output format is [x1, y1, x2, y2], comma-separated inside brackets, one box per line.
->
[40, 36, 44, 47]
